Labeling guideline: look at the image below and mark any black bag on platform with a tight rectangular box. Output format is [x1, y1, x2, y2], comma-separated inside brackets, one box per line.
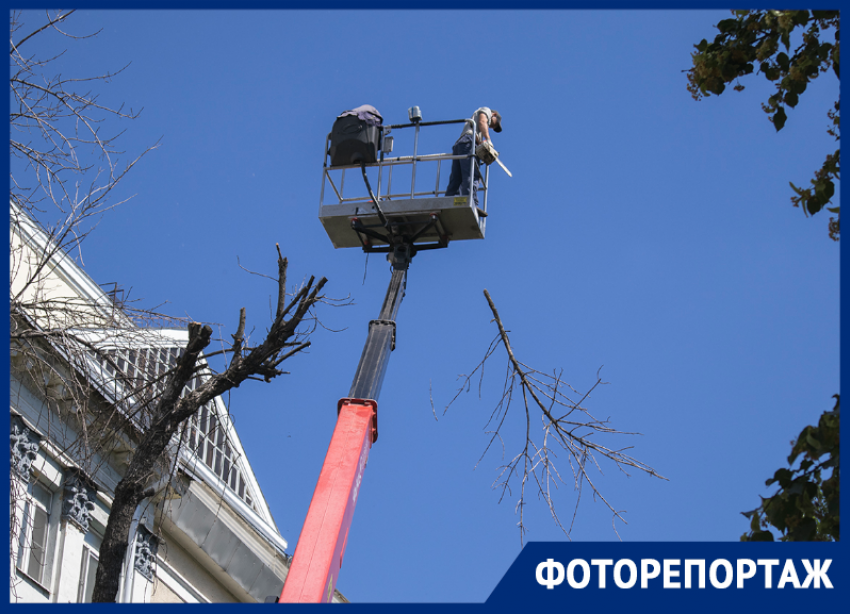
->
[328, 105, 383, 167]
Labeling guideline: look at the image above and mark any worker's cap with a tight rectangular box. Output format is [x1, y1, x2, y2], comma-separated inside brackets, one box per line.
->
[491, 110, 503, 133]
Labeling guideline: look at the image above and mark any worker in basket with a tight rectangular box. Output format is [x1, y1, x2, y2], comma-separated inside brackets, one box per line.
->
[328, 104, 383, 167]
[445, 107, 503, 218]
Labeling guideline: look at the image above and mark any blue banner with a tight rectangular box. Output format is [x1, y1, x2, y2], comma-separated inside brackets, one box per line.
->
[486, 542, 843, 611]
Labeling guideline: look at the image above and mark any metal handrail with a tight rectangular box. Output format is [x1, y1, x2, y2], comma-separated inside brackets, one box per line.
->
[320, 118, 488, 209]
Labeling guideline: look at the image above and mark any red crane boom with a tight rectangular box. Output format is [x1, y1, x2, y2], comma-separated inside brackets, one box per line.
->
[279, 245, 411, 602]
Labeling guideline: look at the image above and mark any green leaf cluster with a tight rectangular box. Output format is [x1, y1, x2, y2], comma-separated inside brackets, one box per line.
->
[741, 395, 840, 542]
[687, 10, 840, 240]
[790, 145, 840, 228]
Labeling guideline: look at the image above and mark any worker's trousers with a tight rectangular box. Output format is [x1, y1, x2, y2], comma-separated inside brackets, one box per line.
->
[445, 133, 482, 207]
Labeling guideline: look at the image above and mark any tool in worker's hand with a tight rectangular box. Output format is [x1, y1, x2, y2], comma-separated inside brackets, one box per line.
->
[475, 141, 512, 177]
[494, 157, 512, 177]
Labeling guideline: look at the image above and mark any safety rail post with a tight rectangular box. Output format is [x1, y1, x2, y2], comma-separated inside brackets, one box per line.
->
[320, 134, 331, 208]
[468, 120, 478, 208]
[377, 127, 384, 202]
[410, 120, 421, 198]
[482, 163, 489, 214]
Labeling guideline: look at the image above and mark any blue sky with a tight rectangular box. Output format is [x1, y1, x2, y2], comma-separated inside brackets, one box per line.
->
[10, 9, 840, 603]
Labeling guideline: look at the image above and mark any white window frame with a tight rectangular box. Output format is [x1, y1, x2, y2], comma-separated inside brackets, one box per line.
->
[77, 531, 102, 603]
[15, 480, 54, 587]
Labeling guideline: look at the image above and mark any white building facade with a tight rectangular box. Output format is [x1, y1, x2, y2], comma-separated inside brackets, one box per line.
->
[9, 203, 344, 603]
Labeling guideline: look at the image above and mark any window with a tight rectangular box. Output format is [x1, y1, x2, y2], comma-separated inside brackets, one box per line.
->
[185, 402, 256, 510]
[78, 532, 102, 603]
[16, 481, 53, 585]
[96, 346, 180, 429]
[96, 343, 258, 510]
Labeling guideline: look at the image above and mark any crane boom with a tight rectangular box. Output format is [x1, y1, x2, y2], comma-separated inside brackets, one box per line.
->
[277, 399, 376, 603]
[279, 244, 413, 603]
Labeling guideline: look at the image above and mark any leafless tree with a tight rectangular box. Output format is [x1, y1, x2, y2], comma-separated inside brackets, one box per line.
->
[9, 8, 167, 478]
[444, 290, 666, 544]
[9, 10, 161, 598]
[9, 11, 332, 603]
[10, 9, 155, 268]
[91, 253, 327, 602]
[12, 209, 328, 602]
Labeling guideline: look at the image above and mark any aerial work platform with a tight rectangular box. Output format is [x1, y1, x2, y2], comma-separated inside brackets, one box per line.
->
[318, 111, 490, 251]
[279, 107, 503, 603]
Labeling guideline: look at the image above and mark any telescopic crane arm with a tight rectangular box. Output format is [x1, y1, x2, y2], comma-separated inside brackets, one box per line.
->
[280, 107, 489, 602]
[278, 244, 413, 603]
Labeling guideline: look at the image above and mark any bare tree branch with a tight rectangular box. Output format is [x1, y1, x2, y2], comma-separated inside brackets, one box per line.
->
[10, 9, 76, 54]
[91, 252, 328, 602]
[8, 12, 332, 603]
[445, 289, 666, 545]
[10, 10, 157, 273]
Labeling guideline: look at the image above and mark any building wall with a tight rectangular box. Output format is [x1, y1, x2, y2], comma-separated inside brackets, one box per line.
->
[9, 204, 336, 604]
[10, 381, 260, 604]
[10, 213, 117, 331]
[154, 529, 241, 603]
[10, 374, 293, 604]
[151, 576, 183, 603]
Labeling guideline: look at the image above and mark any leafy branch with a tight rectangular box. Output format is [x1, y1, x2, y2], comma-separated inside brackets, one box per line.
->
[686, 10, 840, 239]
[741, 395, 839, 542]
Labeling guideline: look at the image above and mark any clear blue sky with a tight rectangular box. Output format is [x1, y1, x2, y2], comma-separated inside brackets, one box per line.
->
[12, 9, 840, 603]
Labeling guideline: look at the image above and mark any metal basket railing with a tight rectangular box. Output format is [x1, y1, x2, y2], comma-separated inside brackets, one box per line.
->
[320, 118, 490, 213]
